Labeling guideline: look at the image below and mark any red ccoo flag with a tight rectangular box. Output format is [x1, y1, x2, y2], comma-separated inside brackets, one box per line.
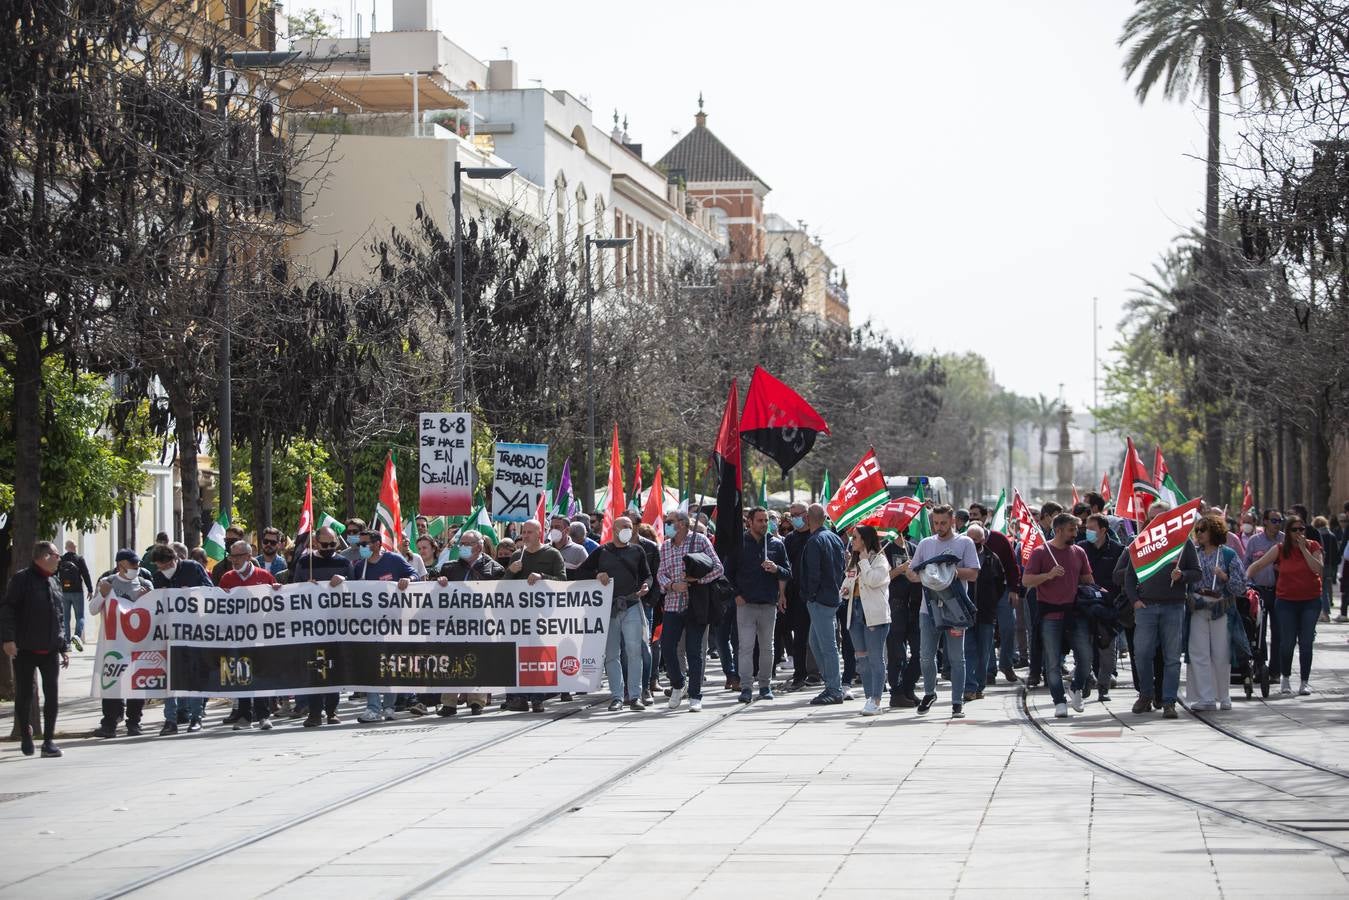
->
[1099, 471, 1112, 503]
[1072, 484, 1081, 506]
[826, 448, 889, 530]
[1010, 490, 1046, 567]
[601, 424, 625, 544]
[642, 466, 666, 544]
[1241, 481, 1254, 515]
[375, 452, 403, 552]
[1116, 438, 1159, 523]
[859, 496, 924, 533]
[739, 366, 830, 476]
[296, 475, 314, 549]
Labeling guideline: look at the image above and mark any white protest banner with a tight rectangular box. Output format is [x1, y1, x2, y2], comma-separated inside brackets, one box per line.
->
[92, 591, 167, 700]
[94, 579, 613, 699]
[419, 412, 472, 516]
[490, 442, 548, 523]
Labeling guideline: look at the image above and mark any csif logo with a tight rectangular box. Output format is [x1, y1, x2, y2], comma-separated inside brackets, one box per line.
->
[518, 646, 557, 687]
[101, 651, 128, 691]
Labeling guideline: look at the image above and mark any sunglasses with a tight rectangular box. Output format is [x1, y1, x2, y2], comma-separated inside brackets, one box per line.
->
[358, 542, 373, 548]
[1194, 526, 1208, 533]
[1269, 518, 1284, 524]
[318, 541, 338, 549]
[262, 539, 278, 546]
[1289, 526, 1306, 533]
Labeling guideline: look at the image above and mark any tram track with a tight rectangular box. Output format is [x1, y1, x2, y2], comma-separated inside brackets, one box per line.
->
[1017, 686, 1348, 856]
[1179, 699, 1349, 780]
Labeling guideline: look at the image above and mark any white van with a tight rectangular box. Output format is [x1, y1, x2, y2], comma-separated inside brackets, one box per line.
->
[884, 475, 949, 507]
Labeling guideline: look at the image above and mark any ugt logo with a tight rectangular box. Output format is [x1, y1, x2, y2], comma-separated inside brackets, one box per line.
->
[518, 646, 557, 687]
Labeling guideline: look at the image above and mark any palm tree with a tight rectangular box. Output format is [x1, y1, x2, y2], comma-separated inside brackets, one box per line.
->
[1119, 0, 1293, 501]
[1119, 0, 1293, 261]
[996, 390, 1031, 493]
[1031, 394, 1060, 493]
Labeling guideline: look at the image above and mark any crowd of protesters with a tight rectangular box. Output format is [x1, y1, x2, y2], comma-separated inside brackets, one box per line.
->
[3, 493, 1346, 757]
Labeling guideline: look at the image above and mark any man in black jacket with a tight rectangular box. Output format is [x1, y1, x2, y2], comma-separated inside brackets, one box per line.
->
[147, 544, 215, 733]
[1, 541, 71, 757]
[575, 516, 652, 711]
[1113, 502, 1201, 719]
[883, 534, 921, 707]
[783, 502, 818, 690]
[1079, 514, 1125, 701]
[433, 529, 504, 716]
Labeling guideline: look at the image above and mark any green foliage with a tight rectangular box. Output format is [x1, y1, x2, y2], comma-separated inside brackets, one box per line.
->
[233, 440, 342, 536]
[286, 7, 339, 39]
[0, 360, 158, 533]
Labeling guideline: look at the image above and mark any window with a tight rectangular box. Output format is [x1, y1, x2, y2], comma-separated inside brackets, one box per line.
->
[708, 206, 729, 241]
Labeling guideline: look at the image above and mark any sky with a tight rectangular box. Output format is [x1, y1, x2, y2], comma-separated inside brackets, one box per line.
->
[308, 0, 1208, 412]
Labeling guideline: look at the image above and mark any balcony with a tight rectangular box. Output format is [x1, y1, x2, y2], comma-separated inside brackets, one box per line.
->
[290, 112, 456, 139]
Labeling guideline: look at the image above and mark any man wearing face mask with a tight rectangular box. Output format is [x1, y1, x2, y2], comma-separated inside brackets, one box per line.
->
[782, 502, 818, 690]
[1, 542, 71, 757]
[352, 530, 415, 723]
[574, 516, 653, 711]
[550, 515, 590, 574]
[657, 510, 722, 711]
[90, 550, 154, 738]
[433, 530, 503, 716]
[339, 517, 368, 563]
[289, 527, 353, 727]
[147, 544, 213, 734]
[1078, 514, 1125, 702]
[218, 542, 279, 730]
[732, 507, 791, 704]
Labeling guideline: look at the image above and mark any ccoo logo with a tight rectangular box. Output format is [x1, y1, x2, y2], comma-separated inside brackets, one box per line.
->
[518, 646, 558, 687]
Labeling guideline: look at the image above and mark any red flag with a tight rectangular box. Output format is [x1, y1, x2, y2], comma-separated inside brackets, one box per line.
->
[1129, 498, 1204, 581]
[739, 365, 830, 476]
[631, 457, 644, 511]
[1241, 481, 1254, 515]
[859, 496, 923, 533]
[375, 452, 403, 552]
[642, 466, 666, 544]
[1099, 472, 1112, 503]
[601, 424, 624, 544]
[1116, 438, 1158, 523]
[1010, 490, 1046, 567]
[296, 475, 314, 546]
[712, 381, 743, 567]
[536, 489, 547, 532]
[826, 448, 888, 529]
[1071, 484, 1081, 506]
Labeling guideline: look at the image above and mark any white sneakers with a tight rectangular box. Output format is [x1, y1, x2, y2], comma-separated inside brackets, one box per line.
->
[1219, 700, 1232, 710]
[1299, 681, 1311, 696]
[258, 718, 273, 731]
[1069, 689, 1084, 713]
[1054, 703, 1068, 718]
[1280, 676, 1292, 694]
[689, 698, 703, 712]
[860, 699, 881, 716]
[668, 687, 685, 711]
[356, 711, 383, 723]
[1189, 701, 1217, 711]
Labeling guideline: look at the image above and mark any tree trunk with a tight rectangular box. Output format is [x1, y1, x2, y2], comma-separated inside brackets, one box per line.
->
[1203, 424, 1223, 509]
[1308, 400, 1331, 517]
[1203, 34, 1221, 261]
[169, 384, 204, 547]
[6, 324, 43, 577]
[1288, 429, 1304, 509]
[260, 435, 273, 530]
[1038, 428, 1047, 492]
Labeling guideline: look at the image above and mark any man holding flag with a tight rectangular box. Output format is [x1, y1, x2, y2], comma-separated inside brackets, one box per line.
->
[1113, 500, 1202, 719]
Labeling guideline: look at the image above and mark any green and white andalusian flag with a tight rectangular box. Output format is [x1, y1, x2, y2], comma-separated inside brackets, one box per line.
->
[906, 482, 932, 542]
[460, 503, 494, 540]
[203, 510, 230, 567]
[318, 512, 346, 535]
[1129, 498, 1204, 581]
[989, 488, 1009, 536]
[1153, 446, 1188, 507]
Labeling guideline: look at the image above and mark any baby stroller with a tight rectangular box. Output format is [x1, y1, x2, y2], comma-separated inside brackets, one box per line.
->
[1232, 588, 1269, 698]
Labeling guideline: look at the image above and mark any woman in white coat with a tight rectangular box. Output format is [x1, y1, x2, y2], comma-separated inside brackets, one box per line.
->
[842, 525, 894, 716]
[1187, 514, 1247, 711]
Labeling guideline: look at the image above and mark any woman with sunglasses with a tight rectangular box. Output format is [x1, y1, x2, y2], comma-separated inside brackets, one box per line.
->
[1247, 515, 1324, 696]
[1187, 515, 1246, 710]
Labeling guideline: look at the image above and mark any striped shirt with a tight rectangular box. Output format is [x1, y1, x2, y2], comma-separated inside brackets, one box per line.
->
[657, 531, 722, 614]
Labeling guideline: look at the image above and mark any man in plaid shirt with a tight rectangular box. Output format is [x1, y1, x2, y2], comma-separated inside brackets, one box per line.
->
[657, 510, 723, 712]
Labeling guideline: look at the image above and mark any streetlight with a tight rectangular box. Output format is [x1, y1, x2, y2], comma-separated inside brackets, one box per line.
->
[585, 234, 633, 509]
[452, 161, 516, 408]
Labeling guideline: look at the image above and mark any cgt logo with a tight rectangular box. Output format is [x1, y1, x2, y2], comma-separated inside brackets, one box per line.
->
[101, 651, 128, 691]
[559, 655, 580, 677]
[518, 646, 557, 687]
[131, 650, 167, 690]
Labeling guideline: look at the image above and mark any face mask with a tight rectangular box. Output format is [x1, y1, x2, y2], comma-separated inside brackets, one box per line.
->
[116, 568, 137, 581]
[791, 516, 805, 529]
[547, 529, 563, 544]
[160, 564, 178, 580]
[319, 547, 336, 558]
[1084, 529, 1098, 544]
[1241, 523, 1255, 536]
[617, 528, 633, 545]
[234, 561, 254, 578]
[455, 545, 471, 560]
[664, 523, 676, 539]
[346, 534, 360, 546]
[358, 546, 373, 560]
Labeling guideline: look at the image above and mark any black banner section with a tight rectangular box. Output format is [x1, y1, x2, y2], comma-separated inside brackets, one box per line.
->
[169, 641, 519, 693]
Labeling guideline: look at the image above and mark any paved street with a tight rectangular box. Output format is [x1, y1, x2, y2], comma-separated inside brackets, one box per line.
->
[3, 627, 1348, 899]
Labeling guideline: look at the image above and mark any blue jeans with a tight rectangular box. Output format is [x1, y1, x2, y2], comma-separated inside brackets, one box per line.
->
[365, 692, 394, 714]
[1132, 603, 1184, 703]
[660, 609, 705, 699]
[1321, 580, 1334, 617]
[995, 591, 1018, 670]
[605, 602, 647, 701]
[806, 601, 842, 698]
[919, 611, 965, 706]
[964, 623, 995, 694]
[1275, 598, 1319, 681]
[715, 607, 737, 678]
[1025, 589, 1043, 680]
[62, 591, 85, 642]
[164, 696, 205, 722]
[1039, 614, 1092, 705]
[641, 605, 655, 690]
[847, 611, 890, 702]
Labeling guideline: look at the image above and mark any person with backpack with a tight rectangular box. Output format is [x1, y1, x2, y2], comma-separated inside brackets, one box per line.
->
[1186, 515, 1247, 711]
[905, 505, 981, 718]
[574, 516, 653, 712]
[56, 541, 92, 651]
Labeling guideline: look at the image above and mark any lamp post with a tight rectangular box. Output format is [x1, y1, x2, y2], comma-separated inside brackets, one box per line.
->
[452, 160, 515, 408]
[585, 235, 633, 510]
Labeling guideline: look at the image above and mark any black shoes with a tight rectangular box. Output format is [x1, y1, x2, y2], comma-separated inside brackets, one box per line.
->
[303, 714, 322, 728]
[20, 727, 35, 756]
[126, 722, 143, 736]
[160, 721, 178, 736]
[187, 718, 202, 733]
[92, 725, 117, 739]
[951, 704, 965, 719]
[1162, 703, 1178, 719]
[916, 694, 936, 715]
[41, 742, 62, 758]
